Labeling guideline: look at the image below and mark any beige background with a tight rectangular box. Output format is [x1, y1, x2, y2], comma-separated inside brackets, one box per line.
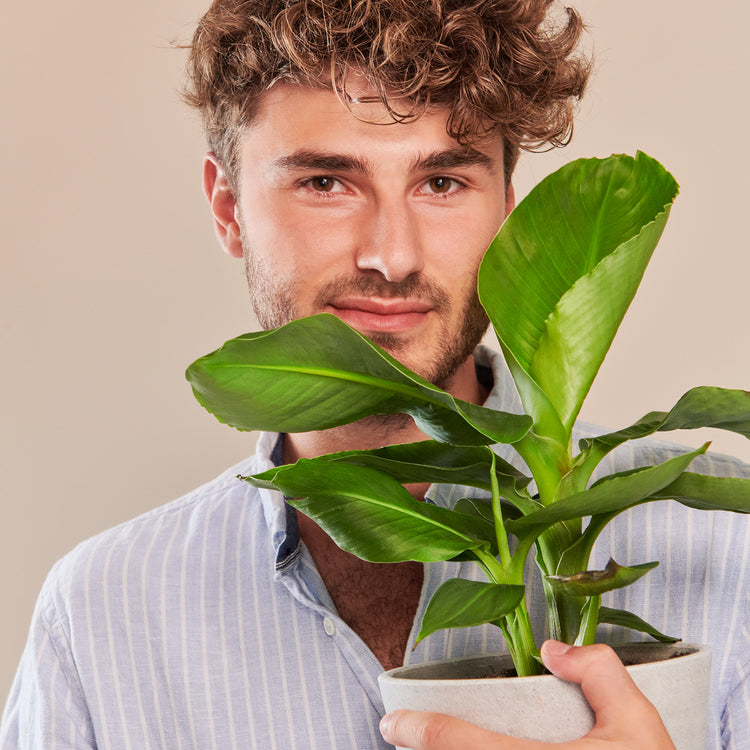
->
[1, 0, 748, 703]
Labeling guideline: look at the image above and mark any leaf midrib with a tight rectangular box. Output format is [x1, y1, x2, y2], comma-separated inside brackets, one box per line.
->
[304, 489, 481, 544]
[218, 362, 448, 407]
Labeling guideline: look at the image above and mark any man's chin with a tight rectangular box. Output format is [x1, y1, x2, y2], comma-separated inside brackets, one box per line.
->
[368, 338, 461, 392]
[365, 330, 409, 356]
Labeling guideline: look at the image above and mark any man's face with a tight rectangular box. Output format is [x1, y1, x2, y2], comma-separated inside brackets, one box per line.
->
[205, 80, 514, 392]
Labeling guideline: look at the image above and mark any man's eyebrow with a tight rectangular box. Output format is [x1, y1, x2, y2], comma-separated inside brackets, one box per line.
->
[272, 147, 496, 176]
[272, 150, 371, 174]
[412, 148, 497, 174]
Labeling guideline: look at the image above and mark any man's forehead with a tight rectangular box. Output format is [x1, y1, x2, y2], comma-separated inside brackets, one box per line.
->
[255, 75, 413, 126]
[244, 79, 504, 167]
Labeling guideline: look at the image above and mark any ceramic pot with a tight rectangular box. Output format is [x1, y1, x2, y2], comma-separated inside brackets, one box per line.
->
[378, 643, 710, 749]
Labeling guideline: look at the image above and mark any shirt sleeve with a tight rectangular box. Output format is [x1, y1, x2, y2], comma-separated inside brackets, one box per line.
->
[0, 575, 96, 750]
[721, 605, 750, 750]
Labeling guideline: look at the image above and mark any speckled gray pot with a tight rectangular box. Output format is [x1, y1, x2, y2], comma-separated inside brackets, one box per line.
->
[379, 643, 710, 749]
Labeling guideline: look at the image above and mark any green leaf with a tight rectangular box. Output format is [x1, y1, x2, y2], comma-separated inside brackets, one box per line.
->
[649, 471, 750, 513]
[598, 606, 679, 643]
[454, 496, 524, 523]
[579, 386, 750, 460]
[314, 440, 532, 503]
[416, 579, 525, 645]
[186, 314, 531, 446]
[479, 152, 679, 436]
[244, 461, 496, 562]
[507, 445, 707, 538]
[546, 558, 657, 596]
[658, 387, 750, 435]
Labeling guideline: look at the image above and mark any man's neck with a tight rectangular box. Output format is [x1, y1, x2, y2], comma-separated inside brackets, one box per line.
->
[281, 353, 488, 669]
[284, 354, 487, 462]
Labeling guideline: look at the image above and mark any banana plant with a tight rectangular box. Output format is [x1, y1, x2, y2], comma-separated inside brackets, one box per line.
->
[187, 152, 750, 677]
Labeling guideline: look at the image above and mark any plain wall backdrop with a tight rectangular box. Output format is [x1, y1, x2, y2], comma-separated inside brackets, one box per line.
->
[1, 0, 748, 703]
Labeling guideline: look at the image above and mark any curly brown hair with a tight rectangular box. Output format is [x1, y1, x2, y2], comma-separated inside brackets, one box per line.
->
[184, 0, 590, 189]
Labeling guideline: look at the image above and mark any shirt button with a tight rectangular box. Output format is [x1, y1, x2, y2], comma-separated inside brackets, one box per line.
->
[323, 617, 336, 636]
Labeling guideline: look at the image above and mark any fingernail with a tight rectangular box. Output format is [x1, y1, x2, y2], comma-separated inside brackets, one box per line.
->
[542, 639, 573, 658]
[380, 713, 394, 740]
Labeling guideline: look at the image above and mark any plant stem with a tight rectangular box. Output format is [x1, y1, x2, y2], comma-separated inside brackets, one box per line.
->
[489, 452, 512, 569]
[575, 595, 601, 646]
[513, 432, 569, 506]
[503, 602, 541, 676]
[477, 545, 540, 676]
[485, 450, 545, 676]
[473, 548, 504, 581]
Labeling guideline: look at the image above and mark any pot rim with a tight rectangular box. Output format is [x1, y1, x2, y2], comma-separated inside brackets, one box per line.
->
[380, 642, 709, 685]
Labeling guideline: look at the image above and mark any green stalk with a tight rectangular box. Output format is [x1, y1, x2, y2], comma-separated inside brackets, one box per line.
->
[513, 432, 570, 506]
[575, 595, 601, 646]
[473, 547, 504, 581]
[476, 531, 539, 676]
[503, 602, 541, 676]
[490, 452, 512, 569]
[496, 619, 517, 666]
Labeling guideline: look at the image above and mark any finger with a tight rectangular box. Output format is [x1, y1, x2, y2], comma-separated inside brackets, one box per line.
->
[379, 710, 544, 750]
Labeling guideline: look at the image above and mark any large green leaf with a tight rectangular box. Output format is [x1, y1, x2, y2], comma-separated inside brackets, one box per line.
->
[244, 461, 496, 562]
[416, 579, 525, 645]
[187, 314, 531, 446]
[479, 152, 679, 436]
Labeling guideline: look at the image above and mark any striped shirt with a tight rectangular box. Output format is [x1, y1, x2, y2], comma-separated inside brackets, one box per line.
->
[2, 346, 749, 749]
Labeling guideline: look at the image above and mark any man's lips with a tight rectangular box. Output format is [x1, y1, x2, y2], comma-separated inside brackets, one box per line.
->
[326, 297, 434, 333]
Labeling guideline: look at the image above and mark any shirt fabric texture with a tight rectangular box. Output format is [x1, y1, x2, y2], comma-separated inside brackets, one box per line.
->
[2, 345, 750, 749]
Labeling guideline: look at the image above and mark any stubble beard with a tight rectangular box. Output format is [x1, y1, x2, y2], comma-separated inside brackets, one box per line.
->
[242, 234, 489, 433]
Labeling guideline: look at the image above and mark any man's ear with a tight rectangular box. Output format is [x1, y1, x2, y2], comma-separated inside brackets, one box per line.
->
[505, 181, 516, 217]
[203, 152, 244, 259]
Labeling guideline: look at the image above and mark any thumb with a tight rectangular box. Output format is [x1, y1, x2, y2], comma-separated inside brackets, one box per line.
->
[540, 640, 673, 743]
[540, 640, 640, 716]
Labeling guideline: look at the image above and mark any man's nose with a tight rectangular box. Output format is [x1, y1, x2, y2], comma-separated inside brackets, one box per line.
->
[355, 198, 424, 283]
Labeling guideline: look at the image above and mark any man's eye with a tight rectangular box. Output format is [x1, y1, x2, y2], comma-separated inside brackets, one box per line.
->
[425, 177, 459, 194]
[309, 176, 337, 192]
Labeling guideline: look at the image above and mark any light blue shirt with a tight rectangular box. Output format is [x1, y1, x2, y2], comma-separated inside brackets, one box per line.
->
[2, 346, 749, 749]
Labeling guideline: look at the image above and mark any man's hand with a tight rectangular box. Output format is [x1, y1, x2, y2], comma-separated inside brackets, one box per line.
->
[379, 640, 676, 750]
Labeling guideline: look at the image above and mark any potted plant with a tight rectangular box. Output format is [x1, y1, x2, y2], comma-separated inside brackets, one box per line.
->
[185, 152, 750, 747]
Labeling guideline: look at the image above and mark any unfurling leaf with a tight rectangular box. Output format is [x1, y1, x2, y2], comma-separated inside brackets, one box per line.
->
[480, 152, 679, 437]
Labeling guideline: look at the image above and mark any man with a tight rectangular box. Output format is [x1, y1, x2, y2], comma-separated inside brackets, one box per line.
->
[2, 0, 748, 748]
